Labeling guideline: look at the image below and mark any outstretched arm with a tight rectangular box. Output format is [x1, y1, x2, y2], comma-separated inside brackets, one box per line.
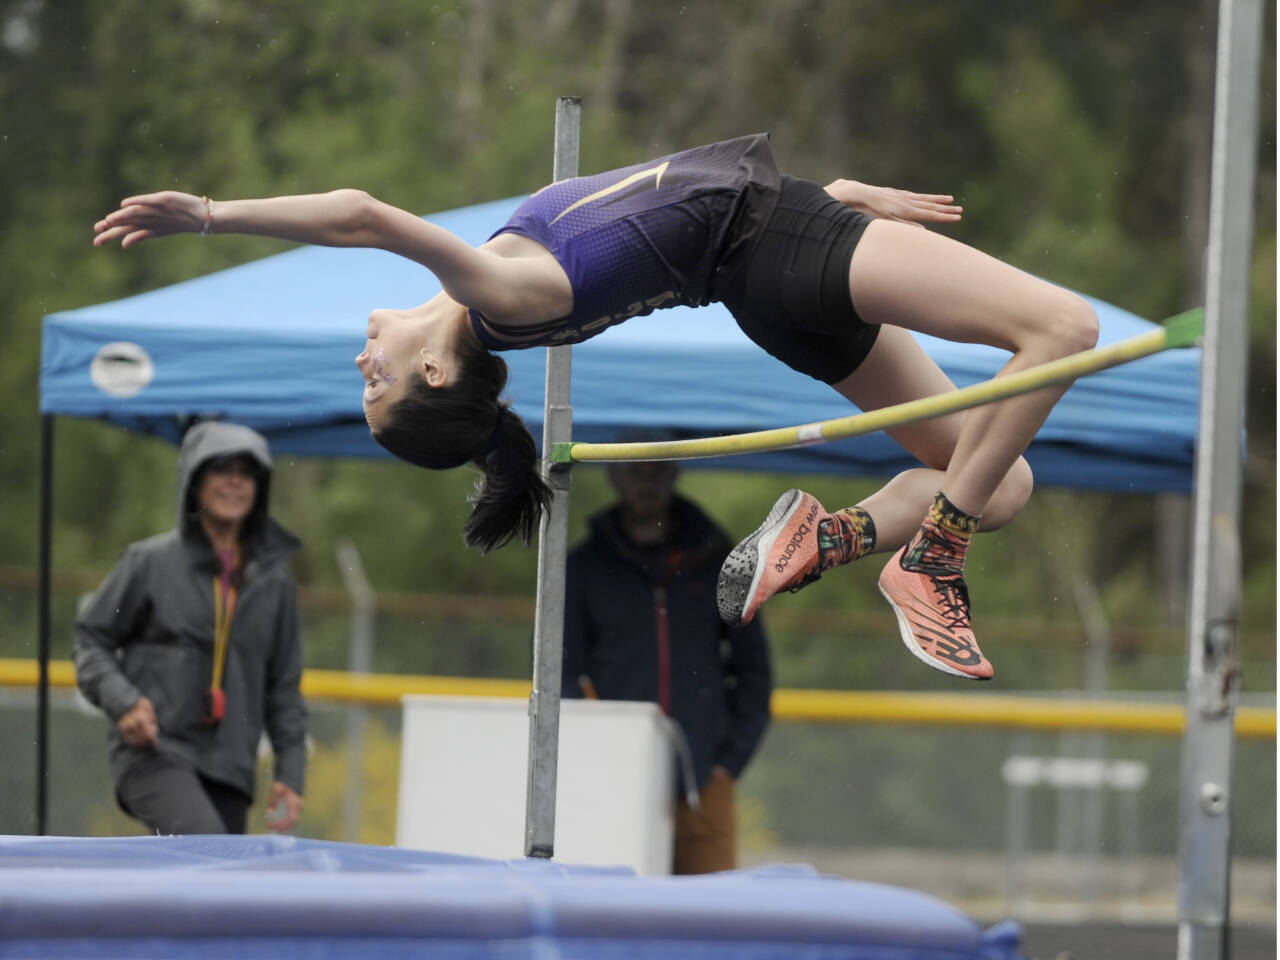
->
[94, 189, 390, 249]
[92, 189, 529, 315]
[824, 179, 962, 227]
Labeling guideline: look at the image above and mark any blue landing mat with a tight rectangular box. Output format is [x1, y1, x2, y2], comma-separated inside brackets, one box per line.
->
[0, 835, 1021, 959]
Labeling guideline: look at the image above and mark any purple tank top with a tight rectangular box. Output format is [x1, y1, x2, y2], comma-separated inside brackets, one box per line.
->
[470, 134, 779, 350]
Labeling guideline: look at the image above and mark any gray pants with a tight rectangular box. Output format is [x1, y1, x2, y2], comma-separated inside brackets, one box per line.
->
[117, 752, 250, 835]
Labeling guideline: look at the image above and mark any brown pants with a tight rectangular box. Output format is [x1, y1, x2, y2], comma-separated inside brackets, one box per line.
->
[673, 767, 736, 874]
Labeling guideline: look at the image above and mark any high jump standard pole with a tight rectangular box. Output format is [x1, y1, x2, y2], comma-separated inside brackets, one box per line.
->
[524, 96, 581, 859]
[1175, 0, 1263, 956]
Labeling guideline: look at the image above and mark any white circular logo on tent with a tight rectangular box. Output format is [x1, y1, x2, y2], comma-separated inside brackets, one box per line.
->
[90, 341, 154, 398]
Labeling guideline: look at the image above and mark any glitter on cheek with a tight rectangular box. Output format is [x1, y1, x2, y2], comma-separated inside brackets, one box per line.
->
[372, 347, 399, 385]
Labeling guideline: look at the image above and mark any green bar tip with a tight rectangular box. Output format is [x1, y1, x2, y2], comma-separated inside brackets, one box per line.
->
[1162, 308, 1203, 348]
[550, 441, 577, 464]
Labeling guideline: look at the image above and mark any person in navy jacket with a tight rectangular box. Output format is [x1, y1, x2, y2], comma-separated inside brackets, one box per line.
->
[563, 459, 772, 873]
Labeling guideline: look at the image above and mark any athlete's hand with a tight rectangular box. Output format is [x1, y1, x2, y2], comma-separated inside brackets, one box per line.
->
[93, 191, 208, 248]
[823, 179, 962, 228]
[117, 695, 159, 749]
[265, 781, 304, 832]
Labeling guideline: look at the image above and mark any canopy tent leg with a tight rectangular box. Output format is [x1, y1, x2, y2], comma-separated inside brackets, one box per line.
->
[1175, 0, 1262, 956]
[525, 96, 581, 859]
[36, 413, 54, 835]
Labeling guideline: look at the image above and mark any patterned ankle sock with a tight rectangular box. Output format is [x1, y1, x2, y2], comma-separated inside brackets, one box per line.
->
[817, 506, 877, 571]
[901, 492, 980, 574]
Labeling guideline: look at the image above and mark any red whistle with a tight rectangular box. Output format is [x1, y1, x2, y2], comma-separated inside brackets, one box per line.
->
[204, 687, 226, 725]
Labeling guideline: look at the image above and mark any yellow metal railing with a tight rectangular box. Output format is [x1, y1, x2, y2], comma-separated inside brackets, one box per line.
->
[5, 658, 1272, 739]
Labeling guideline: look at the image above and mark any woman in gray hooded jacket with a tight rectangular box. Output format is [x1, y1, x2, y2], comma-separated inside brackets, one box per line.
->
[74, 421, 307, 835]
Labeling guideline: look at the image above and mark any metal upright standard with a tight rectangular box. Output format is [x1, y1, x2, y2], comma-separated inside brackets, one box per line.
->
[36, 413, 53, 835]
[524, 96, 581, 859]
[1175, 0, 1262, 957]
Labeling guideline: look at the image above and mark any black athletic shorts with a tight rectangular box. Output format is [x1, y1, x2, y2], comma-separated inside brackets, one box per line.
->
[713, 175, 878, 384]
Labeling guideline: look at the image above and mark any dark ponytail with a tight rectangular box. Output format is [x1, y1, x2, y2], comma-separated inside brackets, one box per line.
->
[371, 344, 551, 553]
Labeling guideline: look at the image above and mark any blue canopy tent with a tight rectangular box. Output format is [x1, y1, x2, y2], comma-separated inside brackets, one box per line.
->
[31, 197, 1199, 956]
[41, 195, 1200, 490]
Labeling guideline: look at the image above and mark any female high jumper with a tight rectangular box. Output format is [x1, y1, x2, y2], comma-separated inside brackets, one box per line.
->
[93, 133, 1098, 681]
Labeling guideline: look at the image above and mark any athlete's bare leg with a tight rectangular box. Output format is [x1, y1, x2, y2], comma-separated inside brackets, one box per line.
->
[844, 218, 1097, 518]
[830, 324, 1034, 553]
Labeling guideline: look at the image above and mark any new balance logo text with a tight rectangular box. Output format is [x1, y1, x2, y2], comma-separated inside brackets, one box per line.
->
[772, 503, 820, 574]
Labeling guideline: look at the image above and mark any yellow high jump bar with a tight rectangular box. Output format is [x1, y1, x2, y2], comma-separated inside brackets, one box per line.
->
[553, 309, 1202, 465]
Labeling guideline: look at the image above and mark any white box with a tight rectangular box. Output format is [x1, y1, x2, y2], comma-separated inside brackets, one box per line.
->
[396, 695, 675, 875]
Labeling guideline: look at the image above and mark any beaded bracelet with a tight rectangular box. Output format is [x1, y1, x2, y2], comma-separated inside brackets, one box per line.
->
[199, 196, 215, 238]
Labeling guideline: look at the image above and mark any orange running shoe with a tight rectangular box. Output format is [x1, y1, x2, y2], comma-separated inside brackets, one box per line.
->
[717, 489, 825, 626]
[877, 546, 993, 680]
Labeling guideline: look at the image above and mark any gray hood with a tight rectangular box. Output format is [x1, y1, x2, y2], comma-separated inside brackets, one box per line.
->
[177, 421, 274, 543]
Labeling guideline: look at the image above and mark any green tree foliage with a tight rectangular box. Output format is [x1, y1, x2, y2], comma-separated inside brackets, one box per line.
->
[2, 0, 1269, 647]
[1, 0, 1273, 858]
[0, 1, 1272, 667]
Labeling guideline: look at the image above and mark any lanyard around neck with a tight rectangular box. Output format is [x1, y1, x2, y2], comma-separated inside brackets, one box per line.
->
[211, 552, 240, 690]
